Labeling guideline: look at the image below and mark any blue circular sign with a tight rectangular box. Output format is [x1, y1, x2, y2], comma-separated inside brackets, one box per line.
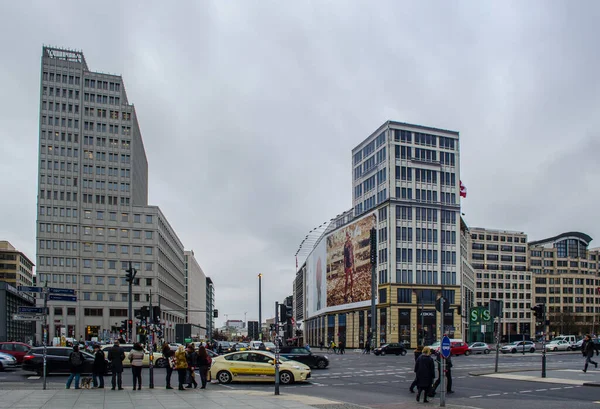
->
[441, 335, 451, 358]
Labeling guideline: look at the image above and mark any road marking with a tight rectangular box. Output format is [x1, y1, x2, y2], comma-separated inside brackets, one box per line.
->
[341, 375, 352, 378]
[27, 376, 41, 380]
[333, 383, 344, 386]
[549, 388, 562, 390]
[347, 383, 359, 385]
[377, 381, 389, 384]
[564, 386, 574, 389]
[520, 390, 532, 393]
[535, 389, 547, 392]
[470, 395, 482, 398]
[487, 394, 500, 397]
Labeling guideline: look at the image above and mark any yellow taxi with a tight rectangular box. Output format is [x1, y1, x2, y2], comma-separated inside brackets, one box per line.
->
[210, 350, 311, 384]
[101, 344, 151, 367]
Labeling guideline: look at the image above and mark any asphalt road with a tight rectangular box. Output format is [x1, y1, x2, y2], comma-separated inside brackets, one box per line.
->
[2, 349, 599, 409]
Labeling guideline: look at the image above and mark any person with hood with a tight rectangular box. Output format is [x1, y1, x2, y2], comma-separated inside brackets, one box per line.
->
[582, 334, 598, 373]
[92, 344, 106, 388]
[175, 345, 188, 390]
[162, 342, 174, 389]
[66, 344, 84, 389]
[107, 340, 125, 390]
[128, 343, 145, 390]
[414, 346, 435, 403]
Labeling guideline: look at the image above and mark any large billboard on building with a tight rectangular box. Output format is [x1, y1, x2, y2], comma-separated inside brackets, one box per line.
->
[305, 212, 377, 319]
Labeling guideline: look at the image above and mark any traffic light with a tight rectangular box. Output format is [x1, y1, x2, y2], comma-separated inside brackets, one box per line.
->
[139, 306, 149, 318]
[279, 304, 292, 322]
[128, 319, 132, 327]
[125, 262, 137, 283]
[152, 306, 161, 323]
[213, 309, 219, 318]
[531, 304, 544, 318]
[121, 320, 127, 332]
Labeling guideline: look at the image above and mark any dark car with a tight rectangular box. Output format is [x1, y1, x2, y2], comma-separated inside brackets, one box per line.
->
[374, 343, 407, 356]
[0, 342, 31, 364]
[278, 346, 329, 369]
[22, 347, 109, 376]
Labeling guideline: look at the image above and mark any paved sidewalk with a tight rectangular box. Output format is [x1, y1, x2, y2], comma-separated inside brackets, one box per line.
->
[471, 368, 600, 387]
[0, 388, 485, 409]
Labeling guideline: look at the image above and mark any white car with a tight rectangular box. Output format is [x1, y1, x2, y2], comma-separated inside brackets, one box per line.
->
[500, 341, 536, 354]
[544, 340, 571, 352]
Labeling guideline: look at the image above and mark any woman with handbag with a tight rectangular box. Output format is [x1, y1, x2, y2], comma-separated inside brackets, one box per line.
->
[128, 343, 145, 390]
[161, 342, 174, 389]
[175, 345, 188, 391]
[185, 344, 198, 388]
[196, 346, 210, 389]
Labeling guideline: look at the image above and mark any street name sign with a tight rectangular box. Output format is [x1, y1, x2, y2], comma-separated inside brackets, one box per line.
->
[17, 286, 42, 293]
[441, 335, 451, 358]
[48, 288, 75, 295]
[18, 306, 45, 314]
[48, 295, 77, 302]
[13, 314, 44, 322]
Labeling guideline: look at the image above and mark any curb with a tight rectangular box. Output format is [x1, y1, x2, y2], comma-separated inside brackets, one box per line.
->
[582, 382, 600, 387]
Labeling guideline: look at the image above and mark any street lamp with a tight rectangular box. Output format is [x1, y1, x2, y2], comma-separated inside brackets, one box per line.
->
[258, 274, 262, 341]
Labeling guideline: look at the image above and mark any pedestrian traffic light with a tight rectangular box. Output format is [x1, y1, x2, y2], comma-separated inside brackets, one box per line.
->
[370, 228, 377, 264]
[121, 320, 127, 331]
[125, 262, 137, 283]
[152, 306, 161, 323]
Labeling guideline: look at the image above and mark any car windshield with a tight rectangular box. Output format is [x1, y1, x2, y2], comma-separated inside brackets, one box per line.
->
[381, 344, 390, 348]
[263, 342, 276, 348]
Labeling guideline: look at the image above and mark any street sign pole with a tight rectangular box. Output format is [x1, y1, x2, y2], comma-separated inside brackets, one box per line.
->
[148, 289, 154, 389]
[440, 300, 446, 408]
[42, 282, 48, 390]
[274, 301, 280, 396]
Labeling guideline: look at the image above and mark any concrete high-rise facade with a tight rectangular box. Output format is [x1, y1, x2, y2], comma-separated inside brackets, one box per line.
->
[35, 46, 186, 342]
[205, 277, 215, 338]
[0, 241, 34, 288]
[184, 250, 206, 336]
[468, 227, 534, 341]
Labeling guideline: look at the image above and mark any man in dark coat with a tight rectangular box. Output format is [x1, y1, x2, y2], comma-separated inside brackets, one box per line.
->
[430, 351, 454, 395]
[107, 340, 125, 390]
[409, 345, 423, 393]
[92, 344, 106, 388]
[414, 346, 435, 403]
[582, 334, 598, 373]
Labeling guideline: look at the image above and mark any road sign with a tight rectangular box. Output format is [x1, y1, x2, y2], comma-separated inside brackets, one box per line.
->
[17, 286, 42, 293]
[441, 335, 451, 358]
[48, 288, 75, 295]
[48, 295, 77, 302]
[13, 314, 45, 321]
[18, 306, 45, 314]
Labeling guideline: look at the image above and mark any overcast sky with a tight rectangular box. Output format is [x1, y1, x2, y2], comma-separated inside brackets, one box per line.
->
[2, 1, 600, 327]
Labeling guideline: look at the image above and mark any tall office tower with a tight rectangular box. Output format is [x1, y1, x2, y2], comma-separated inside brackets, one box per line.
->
[184, 250, 207, 336]
[469, 227, 534, 341]
[529, 232, 600, 337]
[36, 46, 186, 343]
[205, 277, 215, 338]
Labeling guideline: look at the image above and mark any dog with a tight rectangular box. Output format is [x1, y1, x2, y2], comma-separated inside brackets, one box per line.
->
[80, 377, 93, 389]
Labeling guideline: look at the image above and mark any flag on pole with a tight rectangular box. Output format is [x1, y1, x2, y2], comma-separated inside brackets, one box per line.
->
[460, 180, 467, 198]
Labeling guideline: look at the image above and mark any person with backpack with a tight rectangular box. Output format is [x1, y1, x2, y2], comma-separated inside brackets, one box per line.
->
[196, 346, 211, 389]
[66, 345, 84, 389]
[107, 340, 125, 390]
[92, 344, 106, 388]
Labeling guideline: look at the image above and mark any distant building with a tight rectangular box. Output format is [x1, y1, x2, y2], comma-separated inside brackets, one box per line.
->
[226, 320, 244, 329]
[0, 241, 34, 288]
[206, 277, 215, 337]
[0, 282, 36, 343]
[184, 250, 206, 336]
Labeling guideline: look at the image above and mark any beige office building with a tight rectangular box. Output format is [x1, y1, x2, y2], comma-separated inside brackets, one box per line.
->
[469, 227, 535, 339]
[529, 232, 600, 336]
[0, 241, 34, 288]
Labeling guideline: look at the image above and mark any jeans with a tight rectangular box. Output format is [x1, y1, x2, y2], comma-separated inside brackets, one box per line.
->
[92, 372, 104, 388]
[584, 356, 598, 371]
[111, 371, 122, 389]
[177, 368, 187, 389]
[132, 366, 142, 388]
[187, 367, 197, 387]
[66, 372, 81, 389]
[165, 366, 173, 387]
[432, 369, 452, 393]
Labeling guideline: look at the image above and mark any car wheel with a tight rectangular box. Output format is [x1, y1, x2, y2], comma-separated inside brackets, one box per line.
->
[484, 349, 490, 354]
[529, 348, 535, 353]
[316, 360, 328, 369]
[400, 350, 407, 356]
[279, 371, 294, 385]
[511, 349, 516, 354]
[464, 350, 471, 356]
[155, 358, 167, 368]
[217, 370, 232, 384]
[381, 351, 386, 356]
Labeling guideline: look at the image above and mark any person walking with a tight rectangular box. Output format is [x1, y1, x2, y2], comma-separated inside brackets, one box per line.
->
[339, 340, 345, 354]
[65, 345, 84, 389]
[196, 346, 210, 389]
[582, 334, 598, 373]
[175, 345, 188, 390]
[92, 344, 106, 388]
[363, 339, 371, 355]
[162, 342, 174, 389]
[108, 340, 125, 390]
[185, 344, 198, 388]
[414, 346, 435, 403]
[409, 345, 423, 393]
[128, 343, 145, 390]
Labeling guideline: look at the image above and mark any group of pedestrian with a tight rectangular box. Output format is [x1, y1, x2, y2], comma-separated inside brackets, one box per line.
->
[409, 346, 454, 403]
[171, 343, 211, 390]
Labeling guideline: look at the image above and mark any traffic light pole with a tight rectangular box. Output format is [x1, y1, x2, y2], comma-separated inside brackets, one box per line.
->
[541, 304, 547, 378]
[370, 228, 377, 351]
[148, 289, 154, 388]
[126, 261, 137, 343]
